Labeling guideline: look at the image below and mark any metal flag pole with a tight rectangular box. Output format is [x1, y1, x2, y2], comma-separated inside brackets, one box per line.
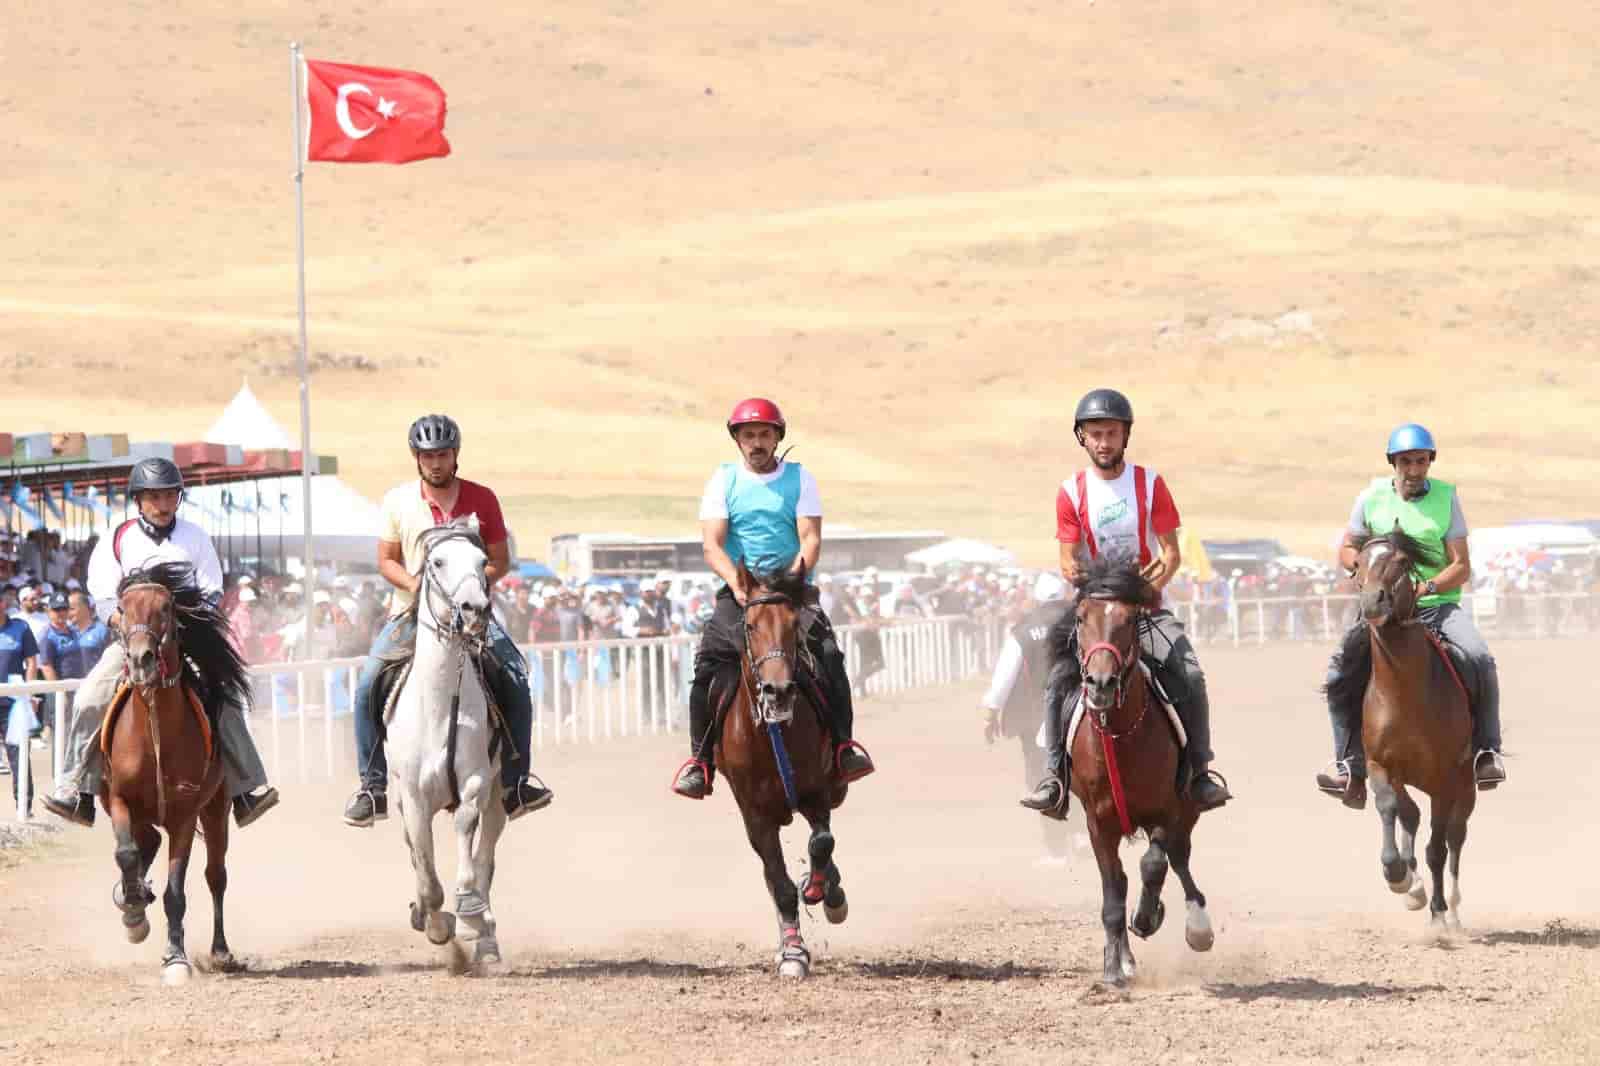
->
[290, 42, 315, 653]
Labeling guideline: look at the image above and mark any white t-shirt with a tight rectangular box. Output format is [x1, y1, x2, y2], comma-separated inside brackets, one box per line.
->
[697, 462, 823, 521]
[86, 518, 225, 621]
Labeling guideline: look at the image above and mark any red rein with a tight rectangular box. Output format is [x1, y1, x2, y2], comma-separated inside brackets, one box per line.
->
[1081, 639, 1145, 837]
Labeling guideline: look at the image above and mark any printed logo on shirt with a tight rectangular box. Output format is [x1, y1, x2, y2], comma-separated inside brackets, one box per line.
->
[1096, 499, 1129, 527]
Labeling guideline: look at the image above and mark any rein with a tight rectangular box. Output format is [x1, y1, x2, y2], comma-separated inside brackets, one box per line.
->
[117, 583, 187, 824]
[1077, 606, 1148, 838]
[739, 589, 802, 810]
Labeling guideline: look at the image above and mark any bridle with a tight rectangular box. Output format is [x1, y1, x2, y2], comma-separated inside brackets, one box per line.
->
[117, 583, 180, 690]
[1356, 539, 1418, 628]
[1077, 595, 1146, 736]
[742, 591, 799, 724]
[416, 530, 490, 654]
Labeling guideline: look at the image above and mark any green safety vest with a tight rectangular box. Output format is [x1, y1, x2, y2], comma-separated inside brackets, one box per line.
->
[1361, 476, 1460, 606]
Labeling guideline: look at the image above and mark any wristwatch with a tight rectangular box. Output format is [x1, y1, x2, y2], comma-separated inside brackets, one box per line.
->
[1423, 580, 1438, 596]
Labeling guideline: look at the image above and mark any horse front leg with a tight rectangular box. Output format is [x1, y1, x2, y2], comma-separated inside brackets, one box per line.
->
[798, 809, 848, 924]
[396, 791, 453, 947]
[1370, 765, 1411, 892]
[454, 782, 506, 966]
[1424, 805, 1452, 932]
[1129, 829, 1169, 940]
[1395, 786, 1427, 911]
[742, 808, 807, 979]
[109, 799, 155, 945]
[160, 820, 198, 986]
[199, 788, 237, 971]
[1087, 816, 1132, 985]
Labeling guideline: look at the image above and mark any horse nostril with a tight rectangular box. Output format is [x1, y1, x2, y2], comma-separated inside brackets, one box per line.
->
[136, 650, 156, 672]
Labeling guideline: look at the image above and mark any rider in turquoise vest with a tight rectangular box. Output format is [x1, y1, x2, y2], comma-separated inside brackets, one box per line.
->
[671, 397, 875, 798]
[1315, 424, 1507, 807]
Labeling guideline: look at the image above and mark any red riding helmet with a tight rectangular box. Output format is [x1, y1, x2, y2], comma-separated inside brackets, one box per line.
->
[726, 397, 787, 440]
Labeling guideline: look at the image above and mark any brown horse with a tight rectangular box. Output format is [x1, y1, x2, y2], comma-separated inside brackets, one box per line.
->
[1049, 556, 1214, 986]
[103, 563, 251, 985]
[715, 564, 849, 979]
[1339, 528, 1475, 927]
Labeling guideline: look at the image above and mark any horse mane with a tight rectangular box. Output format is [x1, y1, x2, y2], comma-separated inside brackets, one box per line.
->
[1350, 527, 1443, 572]
[1044, 555, 1154, 665]
[1320, 616, 1372, 709]
[119, 562, 251, 711]
[748, 567, 809, 604]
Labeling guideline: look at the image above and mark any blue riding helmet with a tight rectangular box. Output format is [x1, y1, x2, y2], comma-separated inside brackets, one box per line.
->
[1385, 423, 1437, 460]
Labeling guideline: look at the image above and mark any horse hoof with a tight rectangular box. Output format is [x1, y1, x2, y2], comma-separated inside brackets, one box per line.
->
[1405, 880, 1429, 911]
[162, 960, 192, 987]
[1130, 900, 1166, 940]
[824, 898, 849, 925]
[125, 917, 151, 944]
[1185, 901, 1214, 951]
[777, 958, 810, 980]
[1386, 871, 1414, 895]
[426, 911, 457, 946]
[205, 952, 241, 974]
[409, 902, 426, 933]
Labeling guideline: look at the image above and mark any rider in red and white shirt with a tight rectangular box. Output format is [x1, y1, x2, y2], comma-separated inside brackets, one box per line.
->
[1020, 388, 1231, 815]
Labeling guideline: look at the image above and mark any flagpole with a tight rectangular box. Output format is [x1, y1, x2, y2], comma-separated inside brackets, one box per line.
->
[290, 41, 315, 651]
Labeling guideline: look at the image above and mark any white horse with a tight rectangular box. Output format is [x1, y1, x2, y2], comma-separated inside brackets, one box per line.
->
[386, 518, 508, 966]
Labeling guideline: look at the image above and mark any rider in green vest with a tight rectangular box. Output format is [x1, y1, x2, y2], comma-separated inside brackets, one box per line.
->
[1315, 423, 1507, 807]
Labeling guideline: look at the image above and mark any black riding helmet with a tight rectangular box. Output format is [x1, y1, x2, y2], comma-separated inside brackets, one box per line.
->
[1072, 388, 1134, 445]
[127, 457, 185, 496]
[408, 414, 462, 453]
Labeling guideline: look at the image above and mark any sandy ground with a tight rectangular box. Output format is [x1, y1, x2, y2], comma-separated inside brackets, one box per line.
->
[1, 640, 1596, 1065]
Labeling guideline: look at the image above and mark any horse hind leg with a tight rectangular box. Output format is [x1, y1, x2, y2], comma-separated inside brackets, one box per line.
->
[742, 810, 808, 979]
[1445, 813, 1468, 932]
[1169, 826, 1214, 952]
[1129, 833, 1169, 940]
[1396, 787, 1428, 911]
[198, 789, 238, 972]
[160, 821, 198, 986]
[398, 792, 453, 947]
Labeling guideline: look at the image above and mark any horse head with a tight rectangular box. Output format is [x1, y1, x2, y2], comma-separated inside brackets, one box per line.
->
[118, 575, 180, 688]
[1070, 554, 1154, 716]
[741, 561, 805, 723]
[418, 517, 491, 643]
[1354, 523, 1433, 628]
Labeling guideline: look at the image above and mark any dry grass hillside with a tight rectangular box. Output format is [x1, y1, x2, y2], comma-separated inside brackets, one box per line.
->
[4, 2, 1598, 565]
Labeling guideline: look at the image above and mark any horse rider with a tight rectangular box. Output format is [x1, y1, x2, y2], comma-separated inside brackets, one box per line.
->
[1021, 388, 1231, 815]
[1315, 423, 1507, 807]
[982, 571, 1073, 862]
[42, 457, 280, 829]
[342, 415, 554, 827]
[671, 397, 875, 798]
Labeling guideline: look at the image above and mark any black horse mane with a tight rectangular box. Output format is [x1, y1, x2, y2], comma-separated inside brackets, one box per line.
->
[1350, 527, 1443, 572]
[1046, 554, 1154, 664]
[748, 567, 809, 604]
[119, 562, 251, 710]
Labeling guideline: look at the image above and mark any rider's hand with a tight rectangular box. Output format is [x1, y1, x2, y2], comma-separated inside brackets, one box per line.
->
[981, 708, 1000, 745]
[730, 579, 750, 607]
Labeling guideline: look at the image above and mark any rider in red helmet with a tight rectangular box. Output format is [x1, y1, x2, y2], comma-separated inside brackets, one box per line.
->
[671, 398, 875, 798]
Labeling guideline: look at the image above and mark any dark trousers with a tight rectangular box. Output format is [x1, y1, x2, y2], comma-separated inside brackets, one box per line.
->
[687, 587, 855, 762]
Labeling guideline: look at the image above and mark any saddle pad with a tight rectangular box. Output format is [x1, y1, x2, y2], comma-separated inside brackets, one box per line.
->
[101, 683, 214, 761]
[1036, 665, 1186, 750]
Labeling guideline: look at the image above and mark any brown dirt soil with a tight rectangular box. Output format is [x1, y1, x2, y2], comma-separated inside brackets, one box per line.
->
[1, 640, 1596, 1065]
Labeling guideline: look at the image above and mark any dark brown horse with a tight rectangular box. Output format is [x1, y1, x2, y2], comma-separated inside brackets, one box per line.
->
[103, 563, 251, 985]
[1050, 556, 1214, 986]
[715, 564, 849, 979]
[1337, 528, 1475, 927]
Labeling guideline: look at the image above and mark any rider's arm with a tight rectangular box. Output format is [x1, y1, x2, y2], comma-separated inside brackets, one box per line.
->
[483, 538, 512, 587]
[701, 519, 747, 601]
[1058, 541, 1084, 583]
[85, 535, 119, 622]
[1429, 538, 1472, 594]
[792, 515, 821, 574]
[1144, 529, 1181, 592]
[1337, 531, 1364, 575]
[377, 538, 416, 595]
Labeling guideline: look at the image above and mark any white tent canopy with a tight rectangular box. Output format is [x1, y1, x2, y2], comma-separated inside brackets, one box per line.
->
[905, 537, 1016, 569]
[196, 381, 383, 565]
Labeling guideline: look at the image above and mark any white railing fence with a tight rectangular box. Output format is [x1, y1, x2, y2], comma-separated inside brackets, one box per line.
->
[0, 615, 998, 820]
[1171, 591, 1599, 646]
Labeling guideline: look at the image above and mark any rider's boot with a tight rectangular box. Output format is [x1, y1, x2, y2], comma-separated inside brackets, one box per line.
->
[672, 668, 717, 799]
[1176, 678, 1230, 812]
[821, 639, 874, 783]
[1021, 681, 1071, 818]
[215, 699, 279, 828]
[487, 630, 554, 820]
[42, 792, 96, 828]
[232, 787, 280, 828]
[1472, 658, 1507, 790]
[344, 648, 391, 828]
[1315, 681, 1367, 809]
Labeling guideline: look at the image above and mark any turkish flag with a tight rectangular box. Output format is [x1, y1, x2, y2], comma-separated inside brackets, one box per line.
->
[303, 59, 450, 164]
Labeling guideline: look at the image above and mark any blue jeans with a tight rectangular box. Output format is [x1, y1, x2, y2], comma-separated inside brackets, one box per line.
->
[353, 616, 534, 793]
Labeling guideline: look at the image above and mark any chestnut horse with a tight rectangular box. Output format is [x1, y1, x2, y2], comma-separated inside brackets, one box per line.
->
[1047, 556, 1215, 986]
[715, 565, 849, 979]
[1334, 528, 1475, 927]
[104, 563, 251, 985]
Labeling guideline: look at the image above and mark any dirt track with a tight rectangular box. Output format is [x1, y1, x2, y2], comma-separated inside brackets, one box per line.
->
[2, 640, 1596, 1065]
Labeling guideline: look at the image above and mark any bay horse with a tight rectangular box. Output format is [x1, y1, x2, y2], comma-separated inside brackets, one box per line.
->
[104, 563, 251, 985]
[1048, 556, 1215, 986]
[386, 519, 509, 967]
[1335, 527, 1475, 927]
[716, 564, 849, 979]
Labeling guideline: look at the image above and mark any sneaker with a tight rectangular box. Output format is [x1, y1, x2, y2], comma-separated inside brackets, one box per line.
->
[232, 787, 280, 828]
[503, 776, 554, 820]
[1474, 750, 1507, 790]
[1020, 776, 1068, 817]
[1315, 762, 1367, 810]
[42, 792, 95, 828]
[343, 789, 387, 828]
[835, 741, 875, 783]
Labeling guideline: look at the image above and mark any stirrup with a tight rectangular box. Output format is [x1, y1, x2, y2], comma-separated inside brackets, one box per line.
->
[1473, 749, 1506, 791]
[1022, 775, 1069, 819]
[1316, 759, 1356, 796]
[671, 758, 713, 799]
[1191, 768, 1232, 809]
[834, 740, 875, 783]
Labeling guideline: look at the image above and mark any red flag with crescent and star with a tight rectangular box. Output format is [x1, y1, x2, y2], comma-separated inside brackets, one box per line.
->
[302, 59, 450, 164]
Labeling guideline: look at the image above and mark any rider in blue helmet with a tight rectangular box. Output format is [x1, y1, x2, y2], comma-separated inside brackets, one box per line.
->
[1315, 423, 1507, 808]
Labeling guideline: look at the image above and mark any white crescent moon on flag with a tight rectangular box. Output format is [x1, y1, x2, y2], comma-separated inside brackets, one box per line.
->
[335, 82, 376, 139]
